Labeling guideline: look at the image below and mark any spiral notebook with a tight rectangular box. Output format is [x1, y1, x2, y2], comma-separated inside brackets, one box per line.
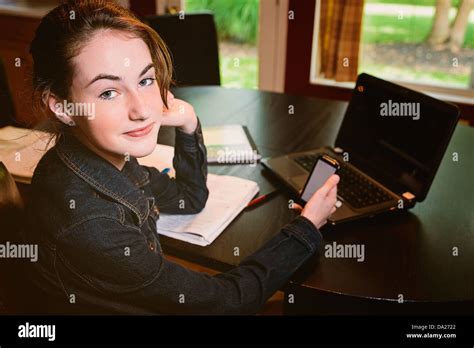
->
[202, 124, 261, 164]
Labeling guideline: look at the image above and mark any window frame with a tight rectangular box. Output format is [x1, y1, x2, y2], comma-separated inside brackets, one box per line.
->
[309, 0, 474, 105]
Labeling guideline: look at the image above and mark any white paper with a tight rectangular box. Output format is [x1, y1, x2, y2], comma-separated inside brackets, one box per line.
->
[157, 174, 259, 246]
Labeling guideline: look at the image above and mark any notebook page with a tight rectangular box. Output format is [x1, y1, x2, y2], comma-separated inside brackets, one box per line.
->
[157, 174, 259, 246]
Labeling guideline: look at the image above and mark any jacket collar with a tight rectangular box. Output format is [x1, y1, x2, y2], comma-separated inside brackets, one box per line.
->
[54, 132, 152, 226]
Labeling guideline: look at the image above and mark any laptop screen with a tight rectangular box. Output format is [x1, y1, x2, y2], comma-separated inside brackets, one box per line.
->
[335, 74, 460, 201]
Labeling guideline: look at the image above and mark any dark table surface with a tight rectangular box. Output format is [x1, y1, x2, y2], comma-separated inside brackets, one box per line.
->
[158, 86, 473, 304]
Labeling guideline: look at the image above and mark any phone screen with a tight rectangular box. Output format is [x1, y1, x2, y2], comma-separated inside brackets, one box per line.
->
[301, 159, 337, 202]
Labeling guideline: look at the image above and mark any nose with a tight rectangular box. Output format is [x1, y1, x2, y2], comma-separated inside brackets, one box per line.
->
[127, 90, 150, 121]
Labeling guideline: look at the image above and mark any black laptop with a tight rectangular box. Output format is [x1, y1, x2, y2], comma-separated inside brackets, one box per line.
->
[261, 73, 460, 224]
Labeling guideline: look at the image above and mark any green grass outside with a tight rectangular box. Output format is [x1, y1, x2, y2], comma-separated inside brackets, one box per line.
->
[359, 63, 470, 87]
[220, 56, 258, 89]
[362, 13, 474, 49]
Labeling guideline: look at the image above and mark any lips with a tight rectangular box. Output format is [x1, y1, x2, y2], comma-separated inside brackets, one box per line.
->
[124, 122, 155, 137]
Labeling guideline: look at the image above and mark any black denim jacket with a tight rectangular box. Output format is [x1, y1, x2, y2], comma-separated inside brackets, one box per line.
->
[24, 119, 323, 315]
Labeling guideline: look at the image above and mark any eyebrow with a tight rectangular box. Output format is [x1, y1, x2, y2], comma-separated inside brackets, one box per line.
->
[86, 63, 155, 87]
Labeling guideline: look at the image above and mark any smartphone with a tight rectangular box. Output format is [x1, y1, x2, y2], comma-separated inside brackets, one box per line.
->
[300, 155, 340, 203]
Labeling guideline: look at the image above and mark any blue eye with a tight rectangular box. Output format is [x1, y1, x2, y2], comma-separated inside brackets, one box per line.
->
[99, 90, 118, 100]
[139, 77, 156, 87]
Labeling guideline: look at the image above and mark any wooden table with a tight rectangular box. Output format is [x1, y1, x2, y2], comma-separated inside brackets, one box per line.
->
[160, 86, 473, 315]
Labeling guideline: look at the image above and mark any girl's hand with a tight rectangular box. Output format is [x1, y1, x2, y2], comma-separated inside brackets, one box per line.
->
[291, 175, 340, 229]
[162, 91, 198, 134]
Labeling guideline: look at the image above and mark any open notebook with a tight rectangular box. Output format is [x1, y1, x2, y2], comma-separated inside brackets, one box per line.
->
[156, 174, 258, 246]
[137, 144, 259, 246]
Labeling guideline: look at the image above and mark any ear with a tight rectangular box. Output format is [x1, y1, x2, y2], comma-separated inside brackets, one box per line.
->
[46, 92, 76, 126]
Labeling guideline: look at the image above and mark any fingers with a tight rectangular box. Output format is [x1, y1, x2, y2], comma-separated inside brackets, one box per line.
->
[163, 91, 175, 111]
[163, 97, 183, 117]
[290, 202, 303, 211]
[317, 174, 340, 197]
[300, 174, 340, 230]
[164, 97, 188, 114]
[327, 184, 338, 202]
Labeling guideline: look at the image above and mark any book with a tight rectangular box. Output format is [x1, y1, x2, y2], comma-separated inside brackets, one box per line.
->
[202, 124, 261, 164]
[138, 143, 260, 247]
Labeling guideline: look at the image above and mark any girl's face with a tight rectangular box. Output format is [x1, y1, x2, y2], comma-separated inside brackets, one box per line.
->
[68, 29, 163, 168]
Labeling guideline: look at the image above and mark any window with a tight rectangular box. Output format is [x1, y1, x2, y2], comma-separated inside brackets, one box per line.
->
[310, 0, 474, 101]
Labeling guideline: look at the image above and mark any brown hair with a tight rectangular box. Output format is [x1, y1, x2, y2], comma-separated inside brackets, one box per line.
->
[30, 0, 173, 138]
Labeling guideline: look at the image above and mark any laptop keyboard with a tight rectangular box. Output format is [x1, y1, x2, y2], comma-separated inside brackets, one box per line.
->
[294, 154, 394, 208]
[294, 154, 319, 172]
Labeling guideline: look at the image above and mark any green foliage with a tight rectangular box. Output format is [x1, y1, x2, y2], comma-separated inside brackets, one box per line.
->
[185, 0, 259, 44]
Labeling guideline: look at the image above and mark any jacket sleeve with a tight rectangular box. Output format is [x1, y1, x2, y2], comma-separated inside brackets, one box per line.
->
[58, 215, 323, 315]
[142, 117, 209, 214]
